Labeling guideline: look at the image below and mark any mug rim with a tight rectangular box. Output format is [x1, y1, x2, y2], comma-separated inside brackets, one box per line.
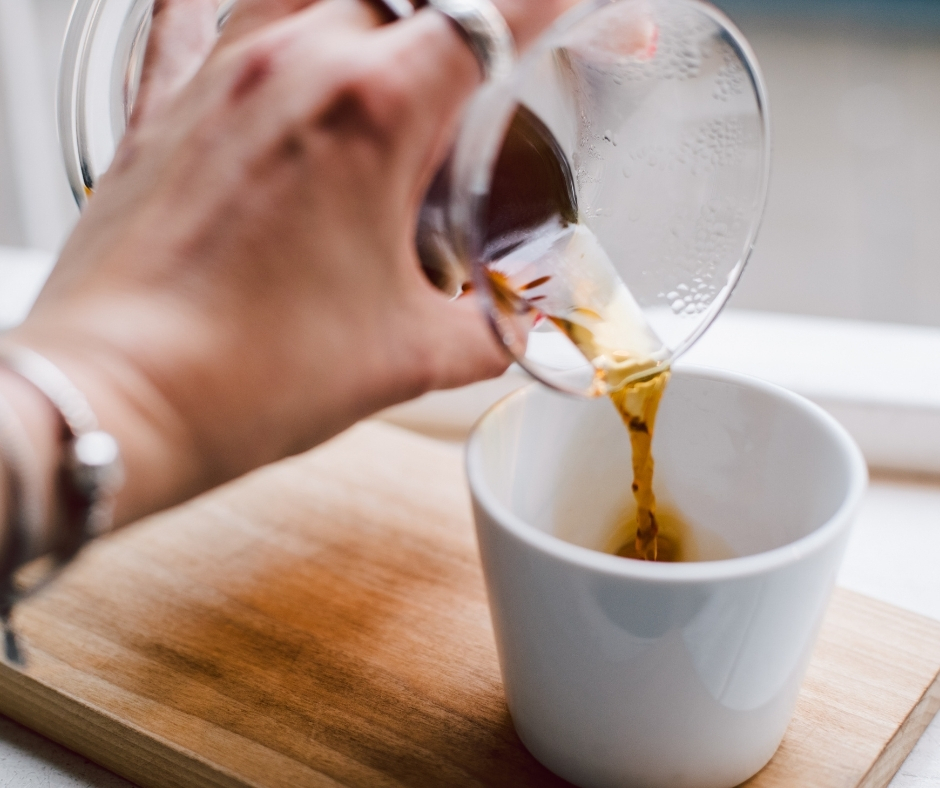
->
[465, 366, 868, 584]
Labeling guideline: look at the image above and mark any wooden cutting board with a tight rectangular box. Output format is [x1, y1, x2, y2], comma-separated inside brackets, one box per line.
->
[0, 421, 938, 788]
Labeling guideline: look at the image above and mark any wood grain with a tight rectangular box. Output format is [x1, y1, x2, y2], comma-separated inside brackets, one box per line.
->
[0, 420, 935, 788]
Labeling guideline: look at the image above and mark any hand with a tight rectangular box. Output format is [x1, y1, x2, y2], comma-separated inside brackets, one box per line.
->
[5, 0, 574, 527]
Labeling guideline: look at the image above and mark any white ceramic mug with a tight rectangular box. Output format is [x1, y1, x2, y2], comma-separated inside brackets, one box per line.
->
[466, 367, 867, 788]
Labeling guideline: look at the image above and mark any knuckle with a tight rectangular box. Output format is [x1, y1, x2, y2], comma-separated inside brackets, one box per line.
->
[321, 54, 418, 142]
[227, 41, 276, 102]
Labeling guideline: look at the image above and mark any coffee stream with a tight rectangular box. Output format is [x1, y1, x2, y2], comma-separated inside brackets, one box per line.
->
[608, 371, 671, 561]
[489, 252, 677, 561]
[477, 107, 684, 562]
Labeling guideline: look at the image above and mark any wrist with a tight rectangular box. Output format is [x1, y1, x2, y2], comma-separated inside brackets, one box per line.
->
[3, 337, 202, 528]
[0, 366, 62, 557]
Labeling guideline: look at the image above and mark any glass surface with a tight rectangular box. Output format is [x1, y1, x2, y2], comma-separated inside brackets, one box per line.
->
[451, 0, 770, 394]
[60, 0, 769, 397]
[59, 0, 235, 205]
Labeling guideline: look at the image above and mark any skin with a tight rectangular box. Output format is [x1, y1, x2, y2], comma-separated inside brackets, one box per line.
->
[0, 0, 575, 541]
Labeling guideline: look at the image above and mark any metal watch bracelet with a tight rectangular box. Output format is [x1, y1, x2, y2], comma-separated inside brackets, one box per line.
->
[0, 344, 123, 660]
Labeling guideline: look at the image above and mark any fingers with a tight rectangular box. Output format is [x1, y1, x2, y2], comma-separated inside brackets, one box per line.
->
[130, 0, 218, 127]
[134, 0, 577, 132]
[224, 5, 479, 207]
[367, 10, 481, 192]
[354, 0, 582, 189]
[487, 0, 581, 50]
[220, 0, 317, 42]
[221, 0, 383, 43]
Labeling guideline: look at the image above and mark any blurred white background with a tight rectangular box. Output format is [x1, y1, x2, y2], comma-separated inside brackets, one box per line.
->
[0, 0, 77, 252]
[722, 0, 940, 327]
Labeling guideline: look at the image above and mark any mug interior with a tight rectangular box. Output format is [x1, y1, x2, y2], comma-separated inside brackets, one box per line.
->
[472, 367, 864, 562]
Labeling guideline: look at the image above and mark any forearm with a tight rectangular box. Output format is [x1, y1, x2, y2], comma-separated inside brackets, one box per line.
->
[0, 339, 201, 572]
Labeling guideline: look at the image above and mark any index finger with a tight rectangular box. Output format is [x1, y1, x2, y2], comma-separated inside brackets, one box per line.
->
[130, 0, 218, 127]
[220, 0, 385, 43]
[221, 0, 578, 52]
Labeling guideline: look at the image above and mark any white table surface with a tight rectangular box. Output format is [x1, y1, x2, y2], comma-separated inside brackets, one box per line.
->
[2, 247, 940, 787]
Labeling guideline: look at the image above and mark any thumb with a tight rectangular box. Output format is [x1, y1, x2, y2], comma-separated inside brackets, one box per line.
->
[424, 293, 512, 392]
